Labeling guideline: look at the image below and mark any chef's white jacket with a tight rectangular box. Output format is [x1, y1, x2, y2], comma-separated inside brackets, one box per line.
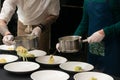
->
[0, 0, 60, 25]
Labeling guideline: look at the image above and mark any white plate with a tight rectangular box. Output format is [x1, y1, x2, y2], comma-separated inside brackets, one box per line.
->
[4, 61, 40, 73]
[0, 54, 18, 64]
[74, 71, 114, 80]
[31, 70, 70, 80]
[59, 61, 94, 72]
[35, 55, 67, 65]
[28, 50, 47, 57]
[0, 45, 15, 51]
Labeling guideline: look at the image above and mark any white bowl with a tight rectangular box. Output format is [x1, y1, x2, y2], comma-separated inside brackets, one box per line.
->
[28, 49, 47, 57]
[0, 54, 18, 64]
[31, 70, 70, 80]
[59, 61, 94, 72]
[0, 45, 15, 51]
[4, 61, 40, 73]
[74, 71, 114, 80]
[35, 55, 67, 65]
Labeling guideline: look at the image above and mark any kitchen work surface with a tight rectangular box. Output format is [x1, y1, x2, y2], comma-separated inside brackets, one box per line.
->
[0, 67, 120, 80]
[0, 49, 120, 80]
[0, 61, 120, 80]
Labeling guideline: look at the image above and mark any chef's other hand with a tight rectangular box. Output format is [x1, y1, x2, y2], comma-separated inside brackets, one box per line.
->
[56, 43, 60, 52]
[31, 26, 41, 37]
[2, 35, 14, 45]
[87, 29, 105, 43]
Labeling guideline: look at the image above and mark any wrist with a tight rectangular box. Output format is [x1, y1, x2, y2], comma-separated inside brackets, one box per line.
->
[98, 29, 105, 36]
[4, 31, 11, 36]
[38, 24, 46, 32]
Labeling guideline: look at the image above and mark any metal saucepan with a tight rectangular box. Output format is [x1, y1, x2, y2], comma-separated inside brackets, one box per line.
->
[14, 35, 38, 50]
[58, 35, 87, 53]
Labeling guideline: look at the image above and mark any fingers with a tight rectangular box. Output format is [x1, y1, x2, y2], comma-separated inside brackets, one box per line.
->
[56, 43, 60, 52]
[2, 35, 14, 45]
[31, 27, 41, 37]
[87, 32, 104, 43]
[3, 40, 14, 45]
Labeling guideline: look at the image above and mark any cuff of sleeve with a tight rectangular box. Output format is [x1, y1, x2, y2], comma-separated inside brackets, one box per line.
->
[4, 31, 11, 36]
[38, 24, 46, 32]
[98, 29, 105, 36]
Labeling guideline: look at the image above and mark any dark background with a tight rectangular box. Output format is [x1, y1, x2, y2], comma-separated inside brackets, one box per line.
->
[51, 0, 83, 49]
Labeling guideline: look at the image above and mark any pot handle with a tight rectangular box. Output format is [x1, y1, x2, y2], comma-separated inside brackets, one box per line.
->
[82, 39, 88, 43]
[56, 43, 61, 52]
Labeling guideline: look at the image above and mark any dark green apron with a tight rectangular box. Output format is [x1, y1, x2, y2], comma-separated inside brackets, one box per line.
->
[86, 0, 120, 76]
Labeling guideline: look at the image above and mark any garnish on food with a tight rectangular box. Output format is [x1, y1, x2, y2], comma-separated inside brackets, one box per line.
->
[0, 58, 7, 63]
[48, 55, 54, 64]
[89, 77, 97, 80]
[74, 66, 83, 71]
[8, 47, 14, 50]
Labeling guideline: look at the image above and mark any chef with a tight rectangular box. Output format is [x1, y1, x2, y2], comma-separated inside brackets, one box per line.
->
[74, 0, 120, 77]
[0, 0, 60, 53]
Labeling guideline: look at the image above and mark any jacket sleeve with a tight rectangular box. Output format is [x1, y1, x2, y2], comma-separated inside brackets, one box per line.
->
[103, 21, 120, 37]
[74, 1, 89, 36]
[40, 0, 60, 27]
[0, 0, 17, 24]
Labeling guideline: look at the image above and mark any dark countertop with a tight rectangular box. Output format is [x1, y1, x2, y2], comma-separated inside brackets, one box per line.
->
[0, 63, 74, 80]
[0, 50, 120, 80]
[0, 65, 120, 80]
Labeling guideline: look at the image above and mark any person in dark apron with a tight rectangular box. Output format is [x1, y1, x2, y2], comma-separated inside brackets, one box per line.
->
[74, 0, 120, 77]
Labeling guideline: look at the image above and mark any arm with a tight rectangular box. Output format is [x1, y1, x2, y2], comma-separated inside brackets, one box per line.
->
[74, 1, 89, 36]
[0, 0, 17, 45]
[40, 0, 60, 27]
[103, 21, 120, 38]
[87, 22, 120, 43]
[40, 15, 59, 28]
[31, 0, 60, 36]
[0, 0, 16, 36]
[0, 19, 14, 45]
[0, 20, 11, 36]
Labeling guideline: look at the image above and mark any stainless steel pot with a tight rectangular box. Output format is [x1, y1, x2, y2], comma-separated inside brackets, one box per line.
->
[14, 35, 38, 50]
[58, 35, 87, 53]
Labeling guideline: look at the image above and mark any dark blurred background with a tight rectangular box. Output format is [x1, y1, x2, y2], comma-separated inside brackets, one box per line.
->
[51, 0, 83, 49]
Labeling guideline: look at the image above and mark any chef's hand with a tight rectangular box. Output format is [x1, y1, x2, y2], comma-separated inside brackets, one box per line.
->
[31, 26, 41, 37]
[87, 29, 105, 43]
[2, 34, 14, 45]
[56, 43, 60, 52]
